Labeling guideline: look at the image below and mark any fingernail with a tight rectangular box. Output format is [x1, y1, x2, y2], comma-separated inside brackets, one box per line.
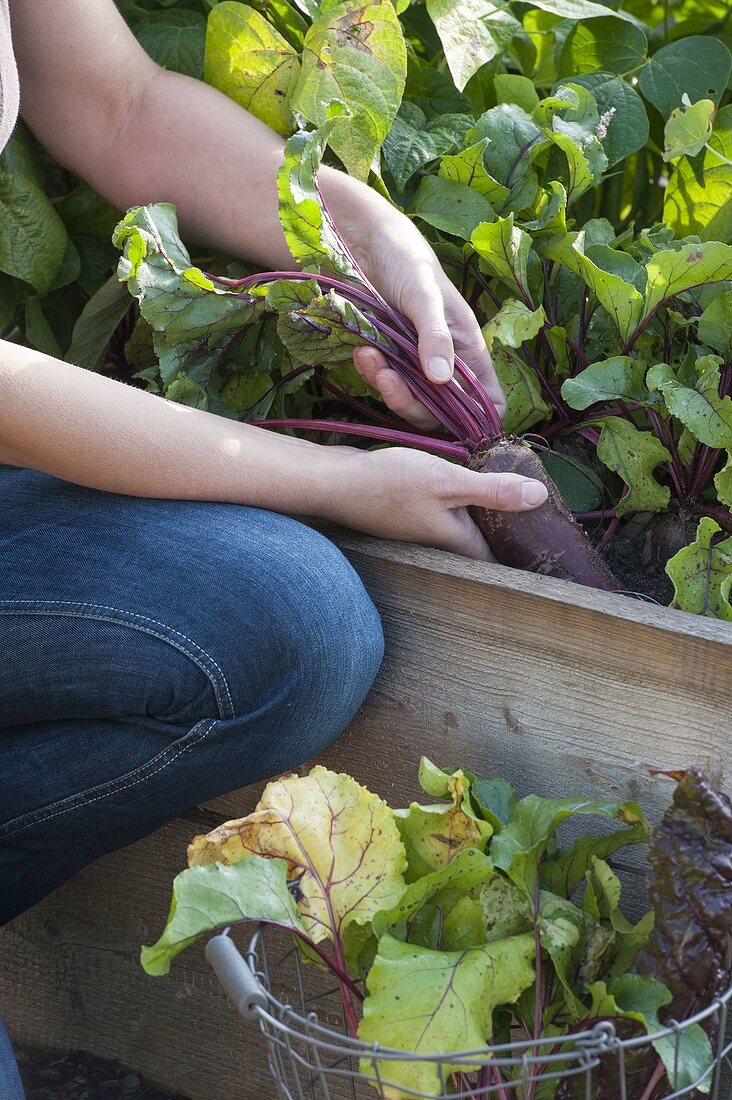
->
[521, 482, 548, 506]
[377, 370, 396, 396]
[427, 356, 453, 382]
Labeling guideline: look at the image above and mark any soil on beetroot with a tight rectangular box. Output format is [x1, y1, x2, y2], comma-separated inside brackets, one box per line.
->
[16, 1049, 190, 1100]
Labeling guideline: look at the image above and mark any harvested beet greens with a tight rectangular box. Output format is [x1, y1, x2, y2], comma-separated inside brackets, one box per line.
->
[141, 760, 732, 1099]
[115, 122, 620, 593]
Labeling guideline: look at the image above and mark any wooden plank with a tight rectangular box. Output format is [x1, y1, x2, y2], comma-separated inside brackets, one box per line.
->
[1, 534, 730, 1100]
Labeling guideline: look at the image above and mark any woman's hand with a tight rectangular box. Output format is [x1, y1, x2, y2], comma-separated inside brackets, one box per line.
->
[334, 445, 546, 561]
[322, 184, 506, 430]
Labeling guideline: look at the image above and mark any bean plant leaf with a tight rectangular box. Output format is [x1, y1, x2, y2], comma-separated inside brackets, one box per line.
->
[0, 129, 69, 295]
[382, 104, 470, 190]
[665, 518, 732, 618]
[561, 356, 657, 410]
[358, 932, 535, 1098]
[638, 37, 732, 118]
[187, 766, 408, 945]
[647, 356, 732, 449]
[491, 795, 645, 901]
[414, 176, 496, 239]
[664, 105, 732, 242]
[424, 0, 521, 93]
[494, 73, 539, 113]
[292, 0, 407, 179]
[596, 417, 671, 516]
[204, 2, 300, 136]
[277, 123, 361, 276]
[664, 96, 715, 162]
[643, 239, 732, 319]
[134, 10, 206, 78]
[140, 857, 307, 976]
[557, 17, 648, 78]
[589, 974, 713, 1093]
[569, 72, 650, 168]
[66, 274, 134, 372]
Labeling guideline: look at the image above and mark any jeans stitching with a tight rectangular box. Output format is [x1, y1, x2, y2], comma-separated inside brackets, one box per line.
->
[0, 599, 235, 719]
[0, 716, 218, 839]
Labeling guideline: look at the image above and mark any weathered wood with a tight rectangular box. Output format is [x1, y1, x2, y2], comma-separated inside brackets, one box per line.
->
[1, 536, 730, 1100]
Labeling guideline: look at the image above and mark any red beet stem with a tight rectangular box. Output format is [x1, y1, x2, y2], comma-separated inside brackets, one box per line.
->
[469, 438, 621, 591]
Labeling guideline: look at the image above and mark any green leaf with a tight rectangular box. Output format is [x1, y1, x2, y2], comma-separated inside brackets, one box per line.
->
[204, 2, 300, 135]
[292, 0, 407, 179]
[698, 289, 732, 358]
[471, 215, 533, 299]
[491, 348, 551, 434]
[413, 176, 495, 239]
[557, 17, 647, 78]
[589, 974, 713, 1093]
[638, 37, 732, 118]
[715, 451, 732, 509]
[395, 767, 492, 883]
[541, 825, 649, 897]
[0, 129, 69, 295]
[277, 124, 361, 277]
[438, 140, 510, 209]
[647, 356, 732, 449]
[643, 239, 732, 319]
[665, 518, 732, 618]
[134, 10, 206, 77]
[480, 875, 532, 942]
[24, 300, 62, 359]
[141, 857, 306, 976]
[55, 185, 121, 242]
[494, 74, 539, 113]
[491, 794, 645, 901]
[188, 766, 408, 945]
[664, 104, 732, 243]
[545, 231, 644, 341]
[66, 274, 133, 372]
[114, 203, 260, 386]
[469, 104, 548, 211]
[664, 96, 715, 161]
[358, 933, 535, 1098]
[596, 417, 672, 516]
[561, 356, 656, 410]
[539, 451, 603, 512]
[276, 287, 388, 367]
[483, 299, 545, 350]
[468, 776, 517, 832]
[382, 104, 470, 190]
[539, 892, 611, 1019]
[569, 72, 650, 168]
[425, 0, 521, 93]
[371, 847, 495, 939]
[524, 0, 639, 21]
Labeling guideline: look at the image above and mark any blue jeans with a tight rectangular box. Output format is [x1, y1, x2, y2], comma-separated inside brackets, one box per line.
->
[0, 466, 383, 1091]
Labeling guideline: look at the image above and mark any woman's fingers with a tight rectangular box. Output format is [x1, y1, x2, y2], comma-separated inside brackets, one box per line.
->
[440, 278, 507, 420]
[400, 270, 456, 383]
[353, 346, 440, 429]
[448, 467, 548, 511]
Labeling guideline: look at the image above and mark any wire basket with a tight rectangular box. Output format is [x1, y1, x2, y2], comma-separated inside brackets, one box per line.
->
[206, 926, 732, 1100]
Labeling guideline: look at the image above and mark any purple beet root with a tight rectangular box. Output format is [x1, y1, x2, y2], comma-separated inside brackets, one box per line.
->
[468, 438, 621, 592]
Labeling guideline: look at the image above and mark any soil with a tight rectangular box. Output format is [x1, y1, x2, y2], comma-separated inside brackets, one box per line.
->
[600, 511, 697, 606]
[16, 1049, 190, 1100]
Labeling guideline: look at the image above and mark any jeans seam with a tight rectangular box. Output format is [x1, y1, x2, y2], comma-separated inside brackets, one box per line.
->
[0, 716, 219, 839]
[0, 599, 235, 719]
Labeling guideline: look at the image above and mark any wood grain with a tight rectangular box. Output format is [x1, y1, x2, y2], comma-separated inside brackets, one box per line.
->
[1, 535, 730, 1099]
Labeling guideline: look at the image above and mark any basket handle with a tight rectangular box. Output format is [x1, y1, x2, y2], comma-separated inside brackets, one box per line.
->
[206, 933, 268, 1021]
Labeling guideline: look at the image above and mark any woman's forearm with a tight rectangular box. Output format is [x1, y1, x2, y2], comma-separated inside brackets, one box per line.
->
[0, 343, 357, 514]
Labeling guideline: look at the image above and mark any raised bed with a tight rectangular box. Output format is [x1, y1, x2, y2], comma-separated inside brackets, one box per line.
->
[1, 531, 730, 1100]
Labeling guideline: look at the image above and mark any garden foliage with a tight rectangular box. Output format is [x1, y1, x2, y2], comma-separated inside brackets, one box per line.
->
[142, 759, 732, 1098]
[0, 0, 730, 613]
